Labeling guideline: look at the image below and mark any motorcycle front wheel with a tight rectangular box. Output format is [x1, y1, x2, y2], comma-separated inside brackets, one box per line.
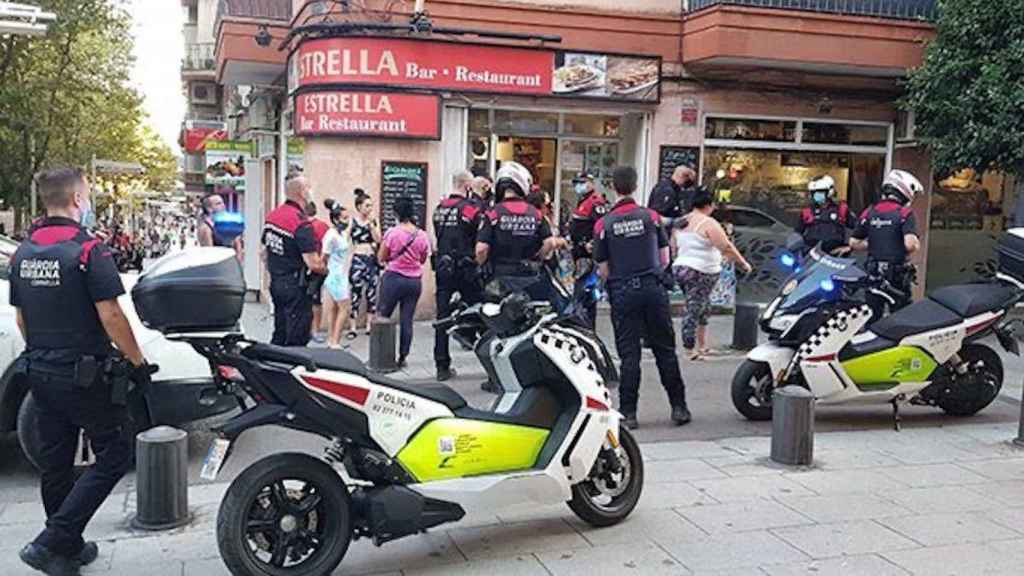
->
[217, 452, 352, 576]
[567, 426, 643, 527]
[731, 360, 775, 421]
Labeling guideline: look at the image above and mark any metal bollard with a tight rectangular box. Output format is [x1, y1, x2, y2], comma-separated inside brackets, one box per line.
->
[368, 317, 398, 373]
[732, 302, 760, 351]
[1015, 382, 1024, 447]
[132, 426, 190, 530]
[771, 386, 815, 466]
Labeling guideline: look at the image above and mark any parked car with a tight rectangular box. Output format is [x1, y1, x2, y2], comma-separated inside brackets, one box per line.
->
[0, 239, 237, 470]
[713, 205, 795, 302]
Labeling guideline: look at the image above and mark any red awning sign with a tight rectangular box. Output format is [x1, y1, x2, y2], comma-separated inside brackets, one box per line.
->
[294, 91, 441, 140]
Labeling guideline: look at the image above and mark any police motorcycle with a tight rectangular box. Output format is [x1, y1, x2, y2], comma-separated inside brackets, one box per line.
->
[731, 231, 1024, 427]
[130, 248, 641, 576]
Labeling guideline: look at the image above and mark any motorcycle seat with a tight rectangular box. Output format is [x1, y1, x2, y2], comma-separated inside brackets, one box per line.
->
[928, 283, 1017, 318]
[869, 299, 962, 342]
[244, 345, 468, 410]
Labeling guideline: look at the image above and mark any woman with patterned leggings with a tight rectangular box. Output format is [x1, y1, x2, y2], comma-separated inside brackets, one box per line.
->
[348, 192, 382, 339]
[672, 189, 752, 360]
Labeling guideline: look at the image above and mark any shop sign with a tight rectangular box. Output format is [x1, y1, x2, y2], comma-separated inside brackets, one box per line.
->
[205, 140, 253, 189]
[183, 121, 227, 153]
[294, 37, 660, 103]
[380, 161, 428, 230]
[294, 91, 441, 140]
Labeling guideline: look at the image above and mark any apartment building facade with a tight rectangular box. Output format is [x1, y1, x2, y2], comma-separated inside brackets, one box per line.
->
[203, 0, 1005, 309]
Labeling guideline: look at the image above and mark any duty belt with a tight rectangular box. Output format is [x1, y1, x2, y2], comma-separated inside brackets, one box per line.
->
[607, 273, 659, 290]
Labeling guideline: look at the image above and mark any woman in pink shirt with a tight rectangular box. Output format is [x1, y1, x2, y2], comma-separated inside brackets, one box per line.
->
[376, 197, 431, 367]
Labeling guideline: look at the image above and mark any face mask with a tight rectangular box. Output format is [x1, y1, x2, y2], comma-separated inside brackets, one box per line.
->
[574, 183, 589, 195]
[812, 192, 827, 205]
[78, 197, 95, 227]
[336, 219, 349, 232]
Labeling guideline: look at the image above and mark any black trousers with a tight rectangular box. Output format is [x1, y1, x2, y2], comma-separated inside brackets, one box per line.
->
[434, 267, 482, 371]
[865, 261, 913, 323]
[270, 276, 313, 346]
[30, 375, 132, 557]
[607, 275, 687, 416]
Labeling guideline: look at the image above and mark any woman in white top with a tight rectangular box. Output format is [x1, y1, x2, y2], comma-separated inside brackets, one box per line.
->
[672, 189, 752, 360]
[321, 201, 353, 348]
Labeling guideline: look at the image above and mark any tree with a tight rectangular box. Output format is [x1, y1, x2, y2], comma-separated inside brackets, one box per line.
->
[904, 0, 1024, 181]
[0, 0, 176, 225]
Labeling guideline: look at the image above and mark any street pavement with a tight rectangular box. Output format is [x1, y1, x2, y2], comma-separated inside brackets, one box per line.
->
[3, 422, 1024, 575]
[2, 302, 1024, 574]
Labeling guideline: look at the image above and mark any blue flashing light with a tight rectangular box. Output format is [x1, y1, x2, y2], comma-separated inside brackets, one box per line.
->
[780, 253, 796, 268]
[820, 279, 836, 292]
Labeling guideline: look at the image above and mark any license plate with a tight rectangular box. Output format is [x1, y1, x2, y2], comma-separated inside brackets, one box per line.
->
[199, 438, 231, 481]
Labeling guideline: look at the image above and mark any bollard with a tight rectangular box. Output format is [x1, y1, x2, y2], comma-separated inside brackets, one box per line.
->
[1015, 382, 1024, 447]
[732, 302, 760, 351]
[771, 386, 815, 466]
[132, 426, 190, 530]
[368, 317, 398, 373]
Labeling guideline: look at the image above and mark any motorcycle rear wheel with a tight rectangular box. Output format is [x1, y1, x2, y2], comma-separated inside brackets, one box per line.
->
[567, 426, 643, 527]
[936, 344, 1003, 417]
[217, 452, 351, 576]
[731, 360, 774, 421]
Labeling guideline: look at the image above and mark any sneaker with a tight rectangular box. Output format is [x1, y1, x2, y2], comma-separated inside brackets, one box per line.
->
[436, 367, 456, 382]
[671, 405, 692, 426]
[622, 413, 639, 430]
[397, 356, 408, 369]
[311, 334, 327, 345]
[78, 542, 98, 566]
[480, 380, 499, 393]
[19, 543, 81, 576]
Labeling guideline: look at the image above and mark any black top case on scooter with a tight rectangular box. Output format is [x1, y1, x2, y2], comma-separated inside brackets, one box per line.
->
[132, 248, 246, 333]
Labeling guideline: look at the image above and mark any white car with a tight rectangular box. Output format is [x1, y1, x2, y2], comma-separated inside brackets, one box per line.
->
[0, 237, 235, 469]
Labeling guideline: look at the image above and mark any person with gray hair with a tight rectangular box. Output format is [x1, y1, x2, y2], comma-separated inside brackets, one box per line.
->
[262, 175, 325, 345]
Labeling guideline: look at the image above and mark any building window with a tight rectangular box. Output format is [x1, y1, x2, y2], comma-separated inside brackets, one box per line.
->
[705, 117, 797, 142]
[802, 122, 888, 146]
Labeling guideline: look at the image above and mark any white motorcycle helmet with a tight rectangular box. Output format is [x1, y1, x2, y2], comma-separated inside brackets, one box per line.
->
[882, 169, 924, 205]
[808, 175, 836, 203]
[495, 161, 533, 198]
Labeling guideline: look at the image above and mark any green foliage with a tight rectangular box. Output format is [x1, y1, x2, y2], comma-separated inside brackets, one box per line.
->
[0, 0, 178, 219]
[904, 0, 1024, 178]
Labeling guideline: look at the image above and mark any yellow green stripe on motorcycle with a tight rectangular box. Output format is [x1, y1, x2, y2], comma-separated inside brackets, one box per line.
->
[397, 418, 550, 482]
[841, 346, 937, 384]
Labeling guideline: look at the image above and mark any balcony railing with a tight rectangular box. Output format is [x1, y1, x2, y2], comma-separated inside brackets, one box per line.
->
[183, 42, 216, 72]
[216, 0, 292, 25]
[686, 0, 937, 21]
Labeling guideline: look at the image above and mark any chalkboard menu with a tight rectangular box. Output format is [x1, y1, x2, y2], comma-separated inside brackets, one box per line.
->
[658, 146, 701, 181]
[380, 161, 429, 230]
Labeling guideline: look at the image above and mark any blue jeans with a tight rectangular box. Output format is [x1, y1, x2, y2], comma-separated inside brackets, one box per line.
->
[378, 271, 423, 359]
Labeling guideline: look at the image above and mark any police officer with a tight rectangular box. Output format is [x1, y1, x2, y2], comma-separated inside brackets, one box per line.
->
[475, 161, 556, 303]
[263, 175, 325, 346]
[433, 170, 483, 381]
[595, 166, 690, 430]
[648, 165, 697, 226]
[796, 175, 856, 254]
[13, 168, 152, 576]
[568, 172, 608, 328]
[850, 169, 924, 320]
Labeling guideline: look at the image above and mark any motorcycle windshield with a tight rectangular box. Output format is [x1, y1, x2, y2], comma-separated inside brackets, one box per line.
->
[777, 252, 864, 311]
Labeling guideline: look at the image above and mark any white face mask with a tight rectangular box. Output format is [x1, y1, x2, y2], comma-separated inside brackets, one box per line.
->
[77, 196, 95, 227]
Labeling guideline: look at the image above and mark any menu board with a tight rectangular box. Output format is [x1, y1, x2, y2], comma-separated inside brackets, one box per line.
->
[380, 161, 428, 230]
[658, 146, 700, 181]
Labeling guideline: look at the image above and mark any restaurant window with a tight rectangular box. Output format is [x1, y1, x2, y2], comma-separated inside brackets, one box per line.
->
[492, 110, 559, 134]
[702, 148, 885, 302]
[802, 122, 888, 147]
[927, 169, 1018, 288]
[563, 114, 620, 137]
[704, 117, 797, 142]
[468, 108, 490, 133]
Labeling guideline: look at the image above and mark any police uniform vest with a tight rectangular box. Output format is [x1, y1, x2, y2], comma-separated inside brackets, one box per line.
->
[800, 202, 850, 249]
[594, 198, 666, 282]
[569, 192, 609, 254]
[860, 200, 914, 263]
[263, 200, 316, 277]
[479, 197, 550, 273]
[433, 194, 481, 259]
[11, 218, 117, 360]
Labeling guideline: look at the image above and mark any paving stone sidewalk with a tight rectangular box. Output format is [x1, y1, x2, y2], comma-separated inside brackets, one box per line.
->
[4, 422, 1024, 575]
